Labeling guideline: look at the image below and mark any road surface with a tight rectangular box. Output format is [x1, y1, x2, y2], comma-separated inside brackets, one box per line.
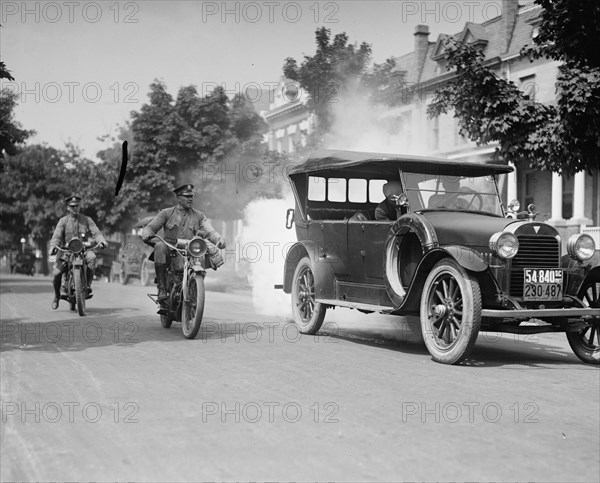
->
[1, 274, 599, 482]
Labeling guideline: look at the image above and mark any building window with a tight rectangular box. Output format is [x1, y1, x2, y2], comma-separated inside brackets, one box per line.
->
[427, 115, 439, 151]
[396, 111, 412, 148]
[519, 74, 537, 102]
[454, 118, 467, 146]
[562, 175, 574, 219]
[524, 172, 536, 207]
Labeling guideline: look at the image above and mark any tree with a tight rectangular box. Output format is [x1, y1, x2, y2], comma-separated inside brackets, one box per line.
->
[98, 80, 288, 228]
[428, 0, 600, 175]
[1, 145, 72, 274]
[283, 27, 404, 142]
[0, 89, 34, 160]
[0, 61, 14, 81]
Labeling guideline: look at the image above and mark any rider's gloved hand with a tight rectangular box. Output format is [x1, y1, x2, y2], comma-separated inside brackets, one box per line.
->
[217, 239, 226, 250]
[99, 241, 107, 249]
[50, 246, 58, 256]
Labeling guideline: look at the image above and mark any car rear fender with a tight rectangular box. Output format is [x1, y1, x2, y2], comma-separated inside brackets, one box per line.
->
[283, 241, 336, 299]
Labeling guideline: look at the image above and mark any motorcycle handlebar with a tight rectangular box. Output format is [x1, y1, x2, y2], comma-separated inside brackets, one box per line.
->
[154, 235, 187, 253]
[56, 242, 102, 252]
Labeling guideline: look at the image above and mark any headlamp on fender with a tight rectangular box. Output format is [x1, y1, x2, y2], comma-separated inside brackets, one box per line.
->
[567, 234, 596, 261]
[188, 237, 207, 258]
[489, 232, 519, 259]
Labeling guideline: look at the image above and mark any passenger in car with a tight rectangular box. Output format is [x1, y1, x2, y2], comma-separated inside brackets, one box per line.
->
[375, 181, 404, 221]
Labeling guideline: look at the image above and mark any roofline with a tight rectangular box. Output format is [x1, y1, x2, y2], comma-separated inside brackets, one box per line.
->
[289, 149, 513, 177]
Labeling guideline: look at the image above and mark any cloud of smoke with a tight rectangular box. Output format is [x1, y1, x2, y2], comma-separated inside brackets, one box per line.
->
[240, 193, 296, 318]
[323, 78, 429, 155]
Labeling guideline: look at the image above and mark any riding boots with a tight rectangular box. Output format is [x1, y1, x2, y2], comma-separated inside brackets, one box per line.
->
[86, 267, 94, 299]
[154, 263, 168, 303]
[51, 274, 61, 310]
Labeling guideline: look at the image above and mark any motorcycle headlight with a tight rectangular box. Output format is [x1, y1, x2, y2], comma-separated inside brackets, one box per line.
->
[567, 234, 596, 261]
[67, 238, 84, 254]
[188, 237, 207, 258]
[489, 232, 519, 259]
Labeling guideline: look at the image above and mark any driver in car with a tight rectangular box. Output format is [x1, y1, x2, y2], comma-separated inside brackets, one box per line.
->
[142, 184, 226, 305]
[428, 177, 468, 209]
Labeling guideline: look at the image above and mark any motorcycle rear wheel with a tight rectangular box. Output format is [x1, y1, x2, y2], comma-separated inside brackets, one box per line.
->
[73, 267, 86, 316]
[181, 273, 205, 339]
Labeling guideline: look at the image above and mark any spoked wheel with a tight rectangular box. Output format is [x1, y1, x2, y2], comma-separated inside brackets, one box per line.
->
[567, 274, 600, 364]
[181, 273, 205, 339]
[141, 258, 153, 286]
[291, 257, 326, 335]
[119, 263, 129, 285]
[73, 267, 86, 316]
[420, 258, 481, 364]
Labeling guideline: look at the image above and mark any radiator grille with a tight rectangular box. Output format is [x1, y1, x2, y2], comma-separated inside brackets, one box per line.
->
[510, 235, 560, 297]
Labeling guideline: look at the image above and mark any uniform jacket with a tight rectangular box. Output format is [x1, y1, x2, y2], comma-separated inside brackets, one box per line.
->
[374, 200, 401, 221]
[142, 206, 223, 246]
[50, 214, 106, 249]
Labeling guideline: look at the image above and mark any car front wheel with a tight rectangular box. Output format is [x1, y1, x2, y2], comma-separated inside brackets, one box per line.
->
[420, 258, 481, 364]
[291, 257, 326, 334]
[567, 273, 600, 365]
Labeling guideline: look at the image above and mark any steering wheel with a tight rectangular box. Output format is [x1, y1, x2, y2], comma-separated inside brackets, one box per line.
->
[445, 188, 484, 211]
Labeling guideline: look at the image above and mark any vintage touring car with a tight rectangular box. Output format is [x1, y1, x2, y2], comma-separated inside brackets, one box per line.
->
[280, 149, 600, 365]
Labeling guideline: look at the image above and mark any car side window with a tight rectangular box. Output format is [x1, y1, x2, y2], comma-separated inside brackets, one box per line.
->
[348, 179, 367, 203]
[308, 176, 326, 201]
[328, 178, 346, 202]
[369, 180, 387, 202]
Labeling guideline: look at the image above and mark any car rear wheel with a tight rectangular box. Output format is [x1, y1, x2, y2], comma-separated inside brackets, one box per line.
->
[291, 257, 326, 335]
[567, 274, 600, 365]
[119, 263, 129, 285]
[140, 257, 153, 286]
[420, 258, 481, 364]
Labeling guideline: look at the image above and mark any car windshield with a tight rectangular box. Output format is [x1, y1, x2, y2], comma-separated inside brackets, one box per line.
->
[403, 172, 504, 216]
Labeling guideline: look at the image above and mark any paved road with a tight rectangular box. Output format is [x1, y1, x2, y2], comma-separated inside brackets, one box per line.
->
[1, 274, 599, 482]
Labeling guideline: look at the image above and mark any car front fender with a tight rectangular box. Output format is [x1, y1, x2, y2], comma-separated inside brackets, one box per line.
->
[438, 245, 488, 272]
[389, 246, 488, 315]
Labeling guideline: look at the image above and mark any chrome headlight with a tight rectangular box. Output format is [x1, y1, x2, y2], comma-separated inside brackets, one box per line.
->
[508, 199, 520, 212]
[567, 234, 596, 261]
[188, 237, 207, 258]
[67, 238, 84, 254]
[489, 232, 519, 259]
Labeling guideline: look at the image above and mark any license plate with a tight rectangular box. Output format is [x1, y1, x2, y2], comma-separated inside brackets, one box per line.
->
[523, 268, 563, 301]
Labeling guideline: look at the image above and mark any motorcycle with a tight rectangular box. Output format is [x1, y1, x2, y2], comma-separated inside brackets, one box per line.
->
[148, 235, 217, 339]
[56, 238, 100, 316]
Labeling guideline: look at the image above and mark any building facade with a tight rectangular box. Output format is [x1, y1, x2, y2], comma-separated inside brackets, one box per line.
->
[261, 0, 599, 244]
[263, 77, 313, 153]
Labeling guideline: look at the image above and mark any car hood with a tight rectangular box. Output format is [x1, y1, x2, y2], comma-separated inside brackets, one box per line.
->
[421, 211, 518, 247]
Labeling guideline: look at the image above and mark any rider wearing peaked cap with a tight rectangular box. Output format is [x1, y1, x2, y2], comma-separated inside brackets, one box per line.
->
[49, 194, 107, 310]
[142, 183, 226, 304]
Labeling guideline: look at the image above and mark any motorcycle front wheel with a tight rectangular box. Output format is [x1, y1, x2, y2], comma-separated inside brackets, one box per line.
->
[73, 266, 86, 316]
[66, 272, 76, 311]
[181, 273, 205, 339]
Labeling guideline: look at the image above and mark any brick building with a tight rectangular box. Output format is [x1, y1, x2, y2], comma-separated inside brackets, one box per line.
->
[261, 0, 599, 244]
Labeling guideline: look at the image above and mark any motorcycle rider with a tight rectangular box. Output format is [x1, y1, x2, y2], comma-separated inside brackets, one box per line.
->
[142, 184, 226, 305]
[49, 195, 107, 310]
